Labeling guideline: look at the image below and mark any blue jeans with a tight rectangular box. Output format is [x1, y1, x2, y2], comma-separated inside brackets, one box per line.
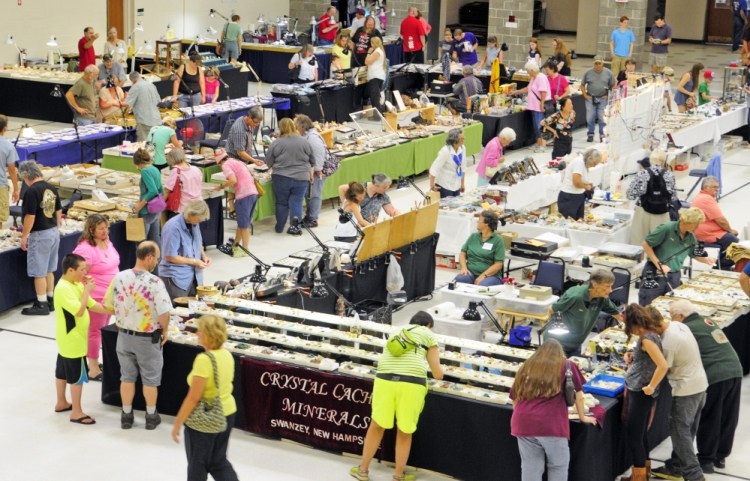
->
[455, 273, 503, 287]
[317, 39, 333, 46]
[305, 174, 326, 221]
[517, 436, 570, 481]
[179, 93, 202, 108]
[75, 117, 95, 126]
[140, 212, 161, 275]
[733, 15, 745, 50]
[438, 186, 461, 199]
[530, 110, 545, 139]
[272, 174, 309, 231]
[665, 392, 706, 481]
[585, 97, 608, 137]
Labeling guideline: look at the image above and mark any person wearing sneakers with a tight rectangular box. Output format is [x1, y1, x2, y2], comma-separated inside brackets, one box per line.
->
[214, 149, 258, 256]
[53, 254, 113, 426]
[351, 311, 443, 481]
[159, 200, 212, 298]
[296, 114, 328, 228]
[581, 55, 615, 143]
[19, 160, 62, 316]
[104, 241, 172, 430]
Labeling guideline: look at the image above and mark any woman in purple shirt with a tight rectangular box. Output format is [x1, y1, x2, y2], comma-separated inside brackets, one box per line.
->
[510, 340, 596, 481]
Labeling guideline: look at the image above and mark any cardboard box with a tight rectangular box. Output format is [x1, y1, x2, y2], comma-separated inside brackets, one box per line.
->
[498, 231, 518, 250]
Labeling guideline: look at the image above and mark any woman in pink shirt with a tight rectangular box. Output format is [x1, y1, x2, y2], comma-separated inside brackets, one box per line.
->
[476, 127, 516, 186]
[509, 62, 550, 152]
[544, 61, 571, 103]
[164, 148, 203, 219]
[214, 149, 259, 256]
[72, 214, 120, 380]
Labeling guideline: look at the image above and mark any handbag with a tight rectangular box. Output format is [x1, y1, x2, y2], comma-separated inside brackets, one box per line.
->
[321, 148, 340, 177]
[184, 352, 227, 433]
[147, 193, 167, 214]
[166, 168, 182, 212]
[564, 360, 576, 407]
[216, 24, 228, 56]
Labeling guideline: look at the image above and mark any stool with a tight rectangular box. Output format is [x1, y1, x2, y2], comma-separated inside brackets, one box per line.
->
[685, 169, 707, 199]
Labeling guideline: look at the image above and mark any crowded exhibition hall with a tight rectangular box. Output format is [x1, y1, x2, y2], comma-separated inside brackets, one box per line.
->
[3, 0, 750, 480]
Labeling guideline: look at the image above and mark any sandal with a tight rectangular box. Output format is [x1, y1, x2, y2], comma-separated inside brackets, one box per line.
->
[70, 415, 96, 425]
[228, 210, 237, 220]
[349, 466, 369, 480]
[392, 474, 416, 481]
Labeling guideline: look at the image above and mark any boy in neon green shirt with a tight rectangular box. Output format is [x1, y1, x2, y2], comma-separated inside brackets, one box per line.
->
[54, 253, 112, 425]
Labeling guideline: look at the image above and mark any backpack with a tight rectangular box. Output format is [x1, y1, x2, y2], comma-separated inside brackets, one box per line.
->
[386, 325, 428, 357]
[641, 168, 670, 214]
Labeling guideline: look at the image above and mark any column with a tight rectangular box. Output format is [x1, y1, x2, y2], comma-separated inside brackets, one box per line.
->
[488, 0, 534, 68]
[596, 0, 648, 64]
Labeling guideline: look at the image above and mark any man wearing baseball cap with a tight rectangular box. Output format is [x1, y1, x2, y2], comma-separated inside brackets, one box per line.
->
[698, 70, 719, 106]
[580, 55, 615, 143]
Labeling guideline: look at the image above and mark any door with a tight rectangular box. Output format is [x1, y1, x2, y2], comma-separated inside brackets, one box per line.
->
[706, 0, 733, 43]
[108, 0, 124, 35]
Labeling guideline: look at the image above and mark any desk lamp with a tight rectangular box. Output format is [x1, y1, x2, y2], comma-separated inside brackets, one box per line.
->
[13, 124, 36, 145]
[130, 40, 154, 74]
[128, 21, 144, 46]
[537, 311, 569, 345]
[6, 35, 26, 65]
[45, 36, 64, 69]
[209, 9, 229, 21]
[49, 84, 63, 98]
[397, 175, 428, 199]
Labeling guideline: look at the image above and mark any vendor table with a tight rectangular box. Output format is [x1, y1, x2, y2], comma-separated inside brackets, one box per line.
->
[15, 125, 127, 167]
[176, 96, 292, 135]
[275, 85, 355, 123]
[102, 148, 223, 181]
[0, 76, 77, 123]
[100, 325, 671, 481]
[666, 105, 747, 154]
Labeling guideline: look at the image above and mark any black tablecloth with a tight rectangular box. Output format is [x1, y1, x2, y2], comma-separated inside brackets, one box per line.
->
[276, 85, 355, 123]
[465, 93, 588, 148]
[724, 313, 750, 375]
[0, 77, 77, 123]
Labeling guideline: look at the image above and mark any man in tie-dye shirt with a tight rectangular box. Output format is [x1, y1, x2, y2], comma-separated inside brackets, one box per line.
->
[104, 241, 173, 430]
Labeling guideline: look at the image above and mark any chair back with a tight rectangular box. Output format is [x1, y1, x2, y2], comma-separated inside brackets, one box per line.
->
[532, 256, 565, 295]
[219, 117, 236, 143]
[609, 267, 631, 306]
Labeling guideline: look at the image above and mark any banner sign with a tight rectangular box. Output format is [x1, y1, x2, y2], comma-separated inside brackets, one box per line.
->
[241, 358, 374, 454]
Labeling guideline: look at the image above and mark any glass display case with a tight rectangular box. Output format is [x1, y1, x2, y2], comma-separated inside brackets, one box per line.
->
[348, 108, 399, 148]
[722, 66, 745, 103]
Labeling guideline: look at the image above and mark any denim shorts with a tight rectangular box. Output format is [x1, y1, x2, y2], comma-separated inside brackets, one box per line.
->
[116, 331, 163, 386]
[223, 40, 239, 60]
[234, 194, 258, 229]
[27, 227, 60, 277]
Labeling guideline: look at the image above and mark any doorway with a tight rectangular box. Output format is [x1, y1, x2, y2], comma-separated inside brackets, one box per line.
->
[108, 0, 125, 36]
[706, 0, 733, 44]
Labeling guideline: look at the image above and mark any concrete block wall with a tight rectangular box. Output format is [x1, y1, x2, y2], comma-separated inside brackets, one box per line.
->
[596, 0, 648, 64]
[488, 0, 534, 68]
[387, 0, 430, 36]
[290, 0, 334, 35]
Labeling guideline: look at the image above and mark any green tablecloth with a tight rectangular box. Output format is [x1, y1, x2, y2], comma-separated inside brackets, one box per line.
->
[412, 122, 483, 174]
[102, 154, 222, 182]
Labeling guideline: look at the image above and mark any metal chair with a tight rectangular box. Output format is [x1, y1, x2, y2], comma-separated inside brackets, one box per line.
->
[199, 117, 236, 151]
[609, 267, 631, 306]
[532, 256, 566, 296]
[61, 189, 83, 214]
[9, 181, 28, 227]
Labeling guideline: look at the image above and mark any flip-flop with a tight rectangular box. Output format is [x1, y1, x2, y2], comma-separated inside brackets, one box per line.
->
[55, 405, 73, 413]
[90, 373, 103, 382]
[70, 415, 96, 425]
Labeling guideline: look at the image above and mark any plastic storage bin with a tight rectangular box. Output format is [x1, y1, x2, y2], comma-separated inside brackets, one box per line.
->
[583, 374, 626, 397]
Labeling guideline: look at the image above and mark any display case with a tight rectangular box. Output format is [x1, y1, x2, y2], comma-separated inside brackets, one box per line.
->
[349, 108, 400, 148]
[723, 66, 745, 103]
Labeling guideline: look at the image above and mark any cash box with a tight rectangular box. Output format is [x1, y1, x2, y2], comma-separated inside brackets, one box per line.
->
[510, 238, 558, 259]
[519, 285, 552, 301]
[431, 80, 453, 94]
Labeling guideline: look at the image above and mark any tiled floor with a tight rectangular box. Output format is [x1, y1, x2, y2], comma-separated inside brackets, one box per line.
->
[2, 36, 750, 481]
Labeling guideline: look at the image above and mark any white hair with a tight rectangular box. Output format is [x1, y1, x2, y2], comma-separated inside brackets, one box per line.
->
[499, 127, 517, 143]
[84, 64, 99, 75]
[669, 299, 697, 319]
[524, 61, 540, 73]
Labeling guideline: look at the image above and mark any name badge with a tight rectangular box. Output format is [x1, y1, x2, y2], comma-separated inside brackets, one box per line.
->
[482, 242, 493, 250]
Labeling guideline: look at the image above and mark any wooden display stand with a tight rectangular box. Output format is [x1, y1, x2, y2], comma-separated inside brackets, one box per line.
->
[142, 40, 182, 78]
[356, 192, 439, 262]
[383, 105, 435, 131]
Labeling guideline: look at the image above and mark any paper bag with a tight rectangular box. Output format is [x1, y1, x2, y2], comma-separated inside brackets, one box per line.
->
[126, 217, 146, 242]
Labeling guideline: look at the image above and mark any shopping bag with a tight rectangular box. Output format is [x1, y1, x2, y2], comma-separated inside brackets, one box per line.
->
[126, 217, 146, 242]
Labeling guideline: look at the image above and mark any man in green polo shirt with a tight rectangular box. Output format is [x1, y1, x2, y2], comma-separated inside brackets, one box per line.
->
[639, 207, 716, 306]
[546, 269, 622, 357]
[670, 300, 742, 474]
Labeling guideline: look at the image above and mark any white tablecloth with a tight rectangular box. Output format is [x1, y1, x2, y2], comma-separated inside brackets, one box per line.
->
[668, 105, 747, 151]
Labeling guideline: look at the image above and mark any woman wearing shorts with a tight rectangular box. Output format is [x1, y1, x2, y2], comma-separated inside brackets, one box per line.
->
[350, 311, 444, 481]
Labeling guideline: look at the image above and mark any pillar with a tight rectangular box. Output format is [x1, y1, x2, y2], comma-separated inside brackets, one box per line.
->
[488, 0, 534, 68]
[596, 0, 649, 65]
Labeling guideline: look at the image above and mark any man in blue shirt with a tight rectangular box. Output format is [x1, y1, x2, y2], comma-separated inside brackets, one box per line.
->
[733, 0, 748, 52]
[610, 16, 636, 78]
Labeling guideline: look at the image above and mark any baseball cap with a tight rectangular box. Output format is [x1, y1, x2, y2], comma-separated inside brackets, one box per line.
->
[704, 70, 714, 79]
[662, 66, 674, 76]
[214, 148, 228, 161]
[593, 55, 604, 64]
[636, 158, 651, 168]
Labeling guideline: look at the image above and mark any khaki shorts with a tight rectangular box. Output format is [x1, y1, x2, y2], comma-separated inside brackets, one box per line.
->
[0, 185, 8, 222]
[649, 53, 668, 68]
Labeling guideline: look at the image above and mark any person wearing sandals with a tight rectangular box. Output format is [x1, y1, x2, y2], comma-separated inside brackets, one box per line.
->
[334, 182, 371, 242]
[214, 149, 259, 257]
[53, 254, 112, 425]
[351, 311, 444, 481]
[172, 315, 239, 481]
[620, 304, 668, 481]
[510, 339, 596, 481]
[72, 214, 120, 381]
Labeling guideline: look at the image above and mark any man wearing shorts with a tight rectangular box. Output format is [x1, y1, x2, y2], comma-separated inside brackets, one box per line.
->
[0, 115, 20, 222]
[19, 160, 62, 316]
[54, 254, 112, 425]
[350, 312, 444, 481]
[104, 241, 172, 430]
[648, 14, 672, 74]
